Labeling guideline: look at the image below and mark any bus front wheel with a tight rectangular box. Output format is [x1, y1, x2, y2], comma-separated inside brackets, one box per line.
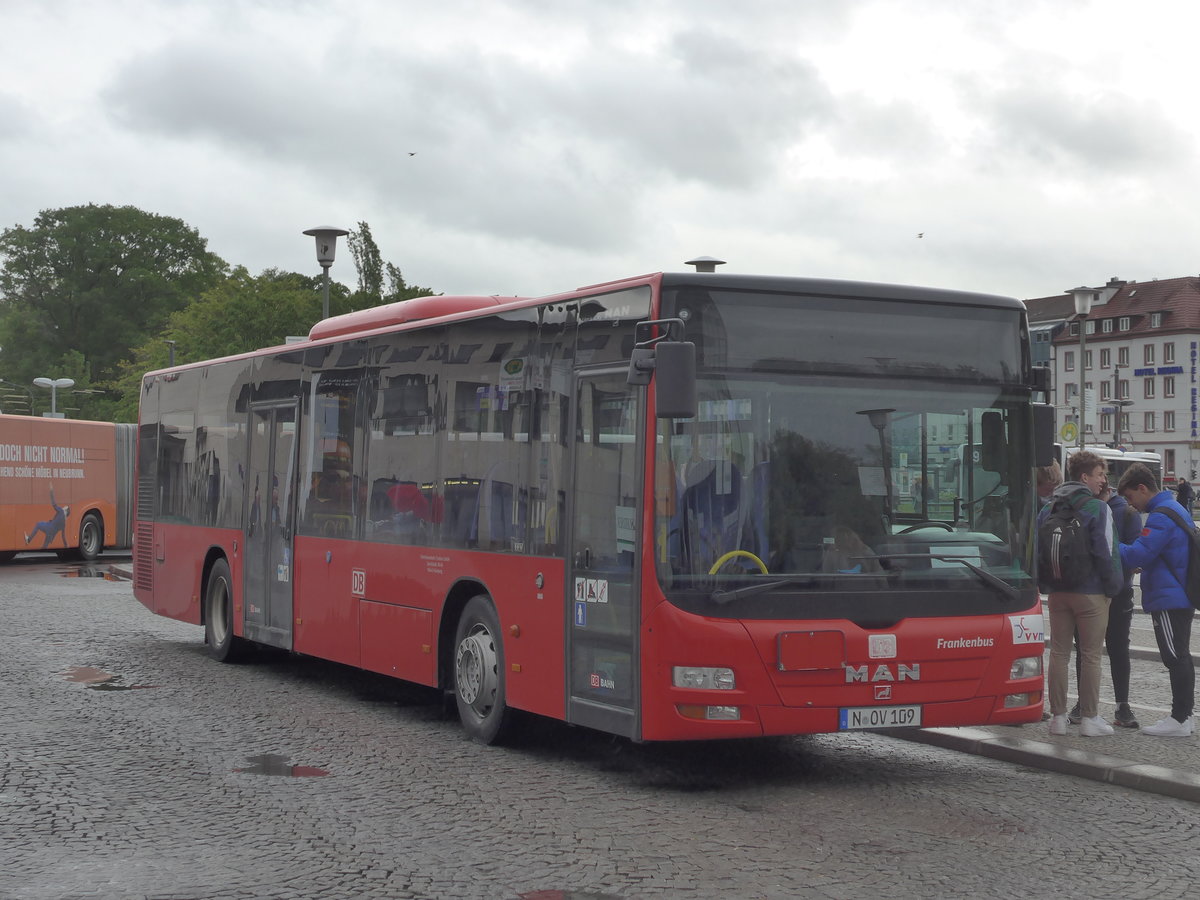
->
[453, 595, 512, 744]
[204, 558, 248, 662]
[78, 513, 103, 561]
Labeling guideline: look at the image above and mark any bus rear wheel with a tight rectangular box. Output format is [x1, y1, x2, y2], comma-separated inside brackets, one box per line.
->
[78, 513, 103, 561]
[204, 558, 248, 662]
[453, 595, 512, 744]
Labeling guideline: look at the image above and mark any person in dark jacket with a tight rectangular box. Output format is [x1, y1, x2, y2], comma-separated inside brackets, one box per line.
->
[1118, 463, 1195, 737]
[1075, 482, 1142, 727]
[1176, 478, 1194, 516]
[1037, 451, 1124, 737]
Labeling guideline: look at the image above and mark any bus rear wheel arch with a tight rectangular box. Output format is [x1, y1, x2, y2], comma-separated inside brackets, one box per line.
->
[453, 594, 513, 744]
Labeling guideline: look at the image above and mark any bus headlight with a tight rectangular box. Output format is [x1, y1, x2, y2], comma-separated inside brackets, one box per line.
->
[672, 666, 735, 690]
[1010, 656, 1042, 679]
[1004, 692, 1037, 708]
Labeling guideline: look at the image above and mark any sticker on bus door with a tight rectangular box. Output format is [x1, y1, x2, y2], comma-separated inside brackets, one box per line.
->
[574, 578, 609, 603]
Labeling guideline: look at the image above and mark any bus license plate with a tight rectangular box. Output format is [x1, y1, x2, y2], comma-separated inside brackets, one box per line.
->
[839, 705, 921, 730]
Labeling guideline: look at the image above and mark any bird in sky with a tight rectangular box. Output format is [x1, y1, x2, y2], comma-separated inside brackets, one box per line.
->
[917, 232, 924, 238]
[408, 152, 416, 156]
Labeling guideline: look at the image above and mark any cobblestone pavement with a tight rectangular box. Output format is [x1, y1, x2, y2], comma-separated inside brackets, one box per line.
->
[2, 558, 1197, 900]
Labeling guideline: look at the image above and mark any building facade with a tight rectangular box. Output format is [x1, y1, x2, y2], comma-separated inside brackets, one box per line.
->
[1026, 275, 1200, 484]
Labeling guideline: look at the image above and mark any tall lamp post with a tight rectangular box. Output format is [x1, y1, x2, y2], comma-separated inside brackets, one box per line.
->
[302, 226, 350, 320]
[1112, 398, 1134, 448]
[1069, 287, 1097, 449]
[33, 377, 75, 418]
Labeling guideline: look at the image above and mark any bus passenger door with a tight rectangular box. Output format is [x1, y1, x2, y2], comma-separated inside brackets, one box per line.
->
[567, 370, 642, 738]
[243, 402, 298, 649]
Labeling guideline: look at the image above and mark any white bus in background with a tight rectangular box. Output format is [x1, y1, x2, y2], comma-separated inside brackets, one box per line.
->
[1056, 444, 1163, 486]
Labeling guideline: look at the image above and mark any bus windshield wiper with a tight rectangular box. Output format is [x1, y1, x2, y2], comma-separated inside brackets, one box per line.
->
[711, 577, 816, 605]
[870, 553, 1018, 602]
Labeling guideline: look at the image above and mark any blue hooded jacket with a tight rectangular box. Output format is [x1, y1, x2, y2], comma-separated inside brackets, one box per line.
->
[1107, 492, 1142, 596]
[1119, 490, 1192, 612]
[1036, 481, 1123, 597]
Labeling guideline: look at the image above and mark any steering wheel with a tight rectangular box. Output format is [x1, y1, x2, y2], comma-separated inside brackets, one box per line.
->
[709, 550, 769, 575]
[898, 521, 955, 534]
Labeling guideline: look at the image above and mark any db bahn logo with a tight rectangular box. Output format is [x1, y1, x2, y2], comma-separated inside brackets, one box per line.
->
[845, 663, 920, 683]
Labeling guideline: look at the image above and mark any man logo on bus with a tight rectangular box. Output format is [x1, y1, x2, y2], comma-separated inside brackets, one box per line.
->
[845, 663, 920, 683]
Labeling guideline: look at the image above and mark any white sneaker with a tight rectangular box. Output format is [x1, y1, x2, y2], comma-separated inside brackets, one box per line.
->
[1141, 716, 1193, 737]
[1048, 714, 1068, 735]
[1079, 715, 1114, 736]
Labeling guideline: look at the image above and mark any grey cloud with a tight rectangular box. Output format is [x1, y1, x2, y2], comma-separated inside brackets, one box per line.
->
[968, 77, 1190, 173]
[0, 93, 35, 142]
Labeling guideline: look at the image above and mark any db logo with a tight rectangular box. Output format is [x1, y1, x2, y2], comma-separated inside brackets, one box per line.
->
[351, 569, 366, 597]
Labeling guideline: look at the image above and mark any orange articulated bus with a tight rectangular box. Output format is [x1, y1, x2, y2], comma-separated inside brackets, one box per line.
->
[0, 414, 135, 562]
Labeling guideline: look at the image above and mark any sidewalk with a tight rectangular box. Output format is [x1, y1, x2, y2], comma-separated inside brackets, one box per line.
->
[897, 590, 1200, 804]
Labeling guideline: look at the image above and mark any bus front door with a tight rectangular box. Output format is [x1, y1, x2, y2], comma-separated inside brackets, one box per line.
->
[243, 402, 298, 649]
[567, 370, 643, 738]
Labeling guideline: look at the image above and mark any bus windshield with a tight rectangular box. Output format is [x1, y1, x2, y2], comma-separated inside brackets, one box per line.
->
[655, 288, 1035, 621]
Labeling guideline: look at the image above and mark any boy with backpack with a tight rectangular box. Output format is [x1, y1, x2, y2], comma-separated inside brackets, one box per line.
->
[1116, 462, 1196, 737]
[1037, 451, 1124, 737]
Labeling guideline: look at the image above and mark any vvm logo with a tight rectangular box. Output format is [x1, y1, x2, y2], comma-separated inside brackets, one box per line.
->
[1009, 614, 1045, 645]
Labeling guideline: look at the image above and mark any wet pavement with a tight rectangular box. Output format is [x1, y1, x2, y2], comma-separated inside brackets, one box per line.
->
[6, 558, 1200, 898]
[897, 590, 1200, 804]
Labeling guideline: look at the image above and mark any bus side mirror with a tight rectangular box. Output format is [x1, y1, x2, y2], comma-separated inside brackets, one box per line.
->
[628, 318, 697, 419]
[653, 341, 697, 419]
[1032, 403, 1056, 466]
[980, 411, 1004, 473]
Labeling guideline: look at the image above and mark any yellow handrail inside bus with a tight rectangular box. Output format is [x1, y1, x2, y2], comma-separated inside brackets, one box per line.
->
[709, 550, 768, 575]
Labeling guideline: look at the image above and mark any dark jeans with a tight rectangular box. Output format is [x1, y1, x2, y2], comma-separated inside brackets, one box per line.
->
[1150, 606, 1196, 722]
[1074, 588, 1134, 704]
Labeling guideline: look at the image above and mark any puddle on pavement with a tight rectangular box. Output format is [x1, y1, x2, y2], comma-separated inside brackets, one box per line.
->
[233, 753, 329, 777]
[60, 666, 156, 691]
[57, 565, 132, 581]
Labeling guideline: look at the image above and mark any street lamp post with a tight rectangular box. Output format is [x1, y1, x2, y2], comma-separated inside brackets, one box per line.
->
[1069, 287, 1097, 450]
[302, 226, 350, 320]
[1113, 399, 1134, 448]
[33, 377, 75, 418]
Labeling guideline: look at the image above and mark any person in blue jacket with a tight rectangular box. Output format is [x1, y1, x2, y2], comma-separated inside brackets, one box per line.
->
[1117, 462, 1195, 737]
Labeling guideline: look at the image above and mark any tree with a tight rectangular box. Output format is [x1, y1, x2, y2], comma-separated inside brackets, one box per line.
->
[346, 221, 435, 306]
[347, 221, 384, 298]
[0, 204, 227, 389]
[110, 267, 335, 419]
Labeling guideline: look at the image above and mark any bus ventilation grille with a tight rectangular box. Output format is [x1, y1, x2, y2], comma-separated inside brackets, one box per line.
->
[134, 522, 153, 591]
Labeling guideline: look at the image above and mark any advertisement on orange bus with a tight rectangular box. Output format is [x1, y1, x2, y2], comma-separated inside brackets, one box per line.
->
[0, 414, 135, 560]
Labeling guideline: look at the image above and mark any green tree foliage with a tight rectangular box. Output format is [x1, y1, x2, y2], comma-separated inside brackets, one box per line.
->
[0, 204, 227, 392]
[347, 221, 435, 305]
[110, 267, 336, 420]
[347, 221, 384, 297]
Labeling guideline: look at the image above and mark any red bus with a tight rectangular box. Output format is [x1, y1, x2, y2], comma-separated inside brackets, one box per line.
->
[133, 268, 1054, 742]
[0, 413, 134, 562]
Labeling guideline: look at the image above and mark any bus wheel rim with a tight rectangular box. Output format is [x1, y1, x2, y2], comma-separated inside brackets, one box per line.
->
[455, 624, 497, 714]
[211, 582, 229, 645]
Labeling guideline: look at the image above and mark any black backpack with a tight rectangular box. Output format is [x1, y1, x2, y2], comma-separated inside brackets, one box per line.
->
[1156, 507, 1200, 611]
[1038, 492, 1095, 591]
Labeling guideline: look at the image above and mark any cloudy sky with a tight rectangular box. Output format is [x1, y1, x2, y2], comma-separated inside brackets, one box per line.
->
[3, 0, 1200, 302]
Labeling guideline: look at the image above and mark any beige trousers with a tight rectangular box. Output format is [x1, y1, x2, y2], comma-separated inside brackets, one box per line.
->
[1047, 591, 1110, 718]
